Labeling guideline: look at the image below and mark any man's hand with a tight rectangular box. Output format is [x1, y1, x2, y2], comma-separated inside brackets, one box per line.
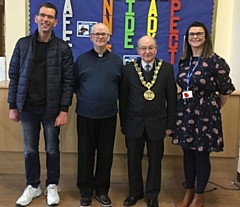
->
[55, 112, 68, 127]
[9, 109, 20, 122]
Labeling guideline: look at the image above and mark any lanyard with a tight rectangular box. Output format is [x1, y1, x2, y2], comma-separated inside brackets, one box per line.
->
[186, 55, 202, 90]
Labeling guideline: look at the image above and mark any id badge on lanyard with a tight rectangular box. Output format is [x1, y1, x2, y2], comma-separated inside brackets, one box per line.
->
[182, 55, 202, 100]
[182, 90, 193, 99]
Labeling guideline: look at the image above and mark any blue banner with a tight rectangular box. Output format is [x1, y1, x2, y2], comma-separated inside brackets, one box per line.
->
[29, 0, 215, 74]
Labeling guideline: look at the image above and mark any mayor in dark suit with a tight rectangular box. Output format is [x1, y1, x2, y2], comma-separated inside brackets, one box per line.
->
[119, 35, 177, 207]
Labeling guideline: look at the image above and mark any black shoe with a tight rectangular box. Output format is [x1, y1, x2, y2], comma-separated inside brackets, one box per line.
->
[123, 194, 144, 206]
[96, 194, 112, 207]
[80, 197, 92, 207]
[147, 199, 159, 207]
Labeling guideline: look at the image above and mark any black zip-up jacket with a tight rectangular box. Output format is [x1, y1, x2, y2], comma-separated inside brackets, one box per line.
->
[8, 29, 74, 117]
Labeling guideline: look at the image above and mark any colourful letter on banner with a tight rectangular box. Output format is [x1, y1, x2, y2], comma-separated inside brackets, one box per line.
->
[124, 0, 135, 49]
[147, 0, 158, 38]
[103, 0, 113, 50]
[63, 0, 73, 47]
[168, 0, 181, 64]
[103, 0, 113, 34]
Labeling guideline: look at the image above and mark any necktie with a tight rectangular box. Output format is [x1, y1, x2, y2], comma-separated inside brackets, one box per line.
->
[145, 64, 150, 72]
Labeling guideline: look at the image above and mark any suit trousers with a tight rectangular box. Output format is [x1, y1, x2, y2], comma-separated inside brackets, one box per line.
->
[126, 130, 164, 200]
[77, 115, 117, 197]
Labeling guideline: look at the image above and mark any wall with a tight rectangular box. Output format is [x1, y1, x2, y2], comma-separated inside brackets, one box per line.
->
[214, 0, 240, 89]
[5, 0, 27, 68]
[1, 80, 240, 157]
[4, 0, 240, 89]
[228, 0, 240, 89]
[2, 1, 240, 157]
[214, 0, 233, 60]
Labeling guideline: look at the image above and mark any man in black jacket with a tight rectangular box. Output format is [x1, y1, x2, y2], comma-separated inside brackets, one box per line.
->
[7, 3, 74, 206]
[120, 35, 177, 207]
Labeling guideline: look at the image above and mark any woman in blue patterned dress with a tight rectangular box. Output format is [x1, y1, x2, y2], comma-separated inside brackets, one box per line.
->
[173, 21, 235, 207]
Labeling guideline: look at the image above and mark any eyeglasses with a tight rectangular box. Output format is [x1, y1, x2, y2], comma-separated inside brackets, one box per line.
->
[38, 13, 56, 20]
[91, 33, 109, 38]
[188, 32, 204, 37]
[138, 46, 156, 52]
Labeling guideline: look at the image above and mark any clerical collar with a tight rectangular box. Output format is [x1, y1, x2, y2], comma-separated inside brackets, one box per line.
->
[91, 49, 110, 58]
[141, 60, 154, 70]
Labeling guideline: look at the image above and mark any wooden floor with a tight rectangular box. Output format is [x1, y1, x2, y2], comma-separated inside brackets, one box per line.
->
[0, 152, 240, 207]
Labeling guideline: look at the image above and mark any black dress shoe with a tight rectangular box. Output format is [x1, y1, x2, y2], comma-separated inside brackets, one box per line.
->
[123, 194, 144, 206]
[80, 197, 92, 207]
[96, 194, 112, 207]
[147, 199, 159, 207]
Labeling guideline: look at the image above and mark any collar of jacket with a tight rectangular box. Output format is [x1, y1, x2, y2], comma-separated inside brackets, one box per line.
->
[33, 29, 55, 43]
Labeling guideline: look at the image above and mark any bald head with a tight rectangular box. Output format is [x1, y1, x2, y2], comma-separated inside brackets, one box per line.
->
[91, 23, 110, 34]
[137, 35, 158, 63]
[137, 36, 157, 48]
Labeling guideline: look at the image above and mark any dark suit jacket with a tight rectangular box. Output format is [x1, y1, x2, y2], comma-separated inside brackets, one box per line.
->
[119, 58, 177, 140]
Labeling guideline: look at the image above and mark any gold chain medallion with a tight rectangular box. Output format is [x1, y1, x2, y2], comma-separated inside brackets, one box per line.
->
[134, 59, 163, 101]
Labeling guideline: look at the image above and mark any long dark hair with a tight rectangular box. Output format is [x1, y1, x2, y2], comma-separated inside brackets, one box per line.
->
[38, 2, 58, 19]
[182, 21, 213, 60]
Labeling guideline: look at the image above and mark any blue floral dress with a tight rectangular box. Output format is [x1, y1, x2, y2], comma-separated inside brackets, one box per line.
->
[172, 53, 235, 152]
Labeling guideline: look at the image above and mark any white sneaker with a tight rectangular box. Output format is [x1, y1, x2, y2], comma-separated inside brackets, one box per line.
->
[45, 184, 61, 206]
[16, 185, 42, 206]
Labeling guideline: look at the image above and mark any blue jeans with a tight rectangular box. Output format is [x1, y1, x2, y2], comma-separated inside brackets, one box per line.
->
[20, 104, 60, 187]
